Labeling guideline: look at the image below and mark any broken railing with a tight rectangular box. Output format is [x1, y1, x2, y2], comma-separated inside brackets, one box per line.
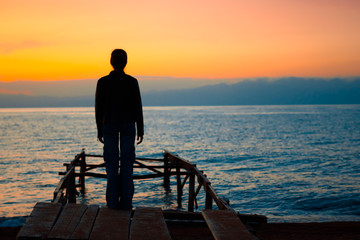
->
[53, 149, 231, 212]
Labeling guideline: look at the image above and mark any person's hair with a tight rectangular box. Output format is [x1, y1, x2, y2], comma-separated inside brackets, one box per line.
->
[110, 49, 127, 70]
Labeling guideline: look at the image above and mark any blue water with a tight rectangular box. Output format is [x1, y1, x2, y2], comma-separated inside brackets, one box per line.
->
[0, 105, 359, 225]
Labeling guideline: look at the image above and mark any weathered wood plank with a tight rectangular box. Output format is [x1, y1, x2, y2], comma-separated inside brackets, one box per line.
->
[202, 209, 256, 240]
[52, 188, 65, 204]
[130, 207, 171, 240]
[188, 173, 195, 212]
[16, 202, 63, 240]
[207, 185, 231, 210]
[70, 205, 99, 240]
[47, 203, 87, 239]
[165, 151, 196, 170]
[163, 210, 267, 224]
[134, 160, 162, 174]
[89, 207, 131, 240]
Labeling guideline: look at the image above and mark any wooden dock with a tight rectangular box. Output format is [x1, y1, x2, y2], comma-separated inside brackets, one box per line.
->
[17, 202, 261, 240]
[17, 150, 266, 239]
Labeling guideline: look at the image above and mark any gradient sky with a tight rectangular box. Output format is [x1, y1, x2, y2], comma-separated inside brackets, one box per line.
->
[1, 0, 360, 82]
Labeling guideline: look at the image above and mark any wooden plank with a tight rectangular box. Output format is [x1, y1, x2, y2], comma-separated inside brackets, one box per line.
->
[53, 175, 67, 199]
[165, 151, 196, 170]
[163, 156, 170, 187]
[134, 160, 162, 174]
[70, 205, 99, 240]
[202, 209, 256, 240]
[163, 210, 267, 224]
[47, 203, 87, 239]
[188, 173, 195, 212]
[59, 171, 188, 179]
[176, 167, 183, 208]
[130, 207, 172, 240]
[52, 188, 65, 204]
[89, 207, 131, 240]
[194, 168, 211, 186]
[207, 185, 231, 210]
[135, 157, 164, 162]
[133, 165, 165, 168]
[67, 167, 77, 203]
[81, 154, 163, 161]
[205, 190, 213, 209]
[79, 154, 86, 194]
[16, 202, 63, 240]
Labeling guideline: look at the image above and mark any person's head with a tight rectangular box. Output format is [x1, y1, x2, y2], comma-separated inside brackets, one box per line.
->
[110, 49, 127, 71]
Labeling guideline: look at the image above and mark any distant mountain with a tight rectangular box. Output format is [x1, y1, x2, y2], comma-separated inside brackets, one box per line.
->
[0, 94, 93, 108]
[142, 77, 360, 106]
[0, 77, 227, 97]
[1, 77, 359, 107]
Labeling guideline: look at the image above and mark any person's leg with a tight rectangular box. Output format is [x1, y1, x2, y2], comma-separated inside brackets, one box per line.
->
[103, 124, 120, 208]
[119, 122, 136, 210]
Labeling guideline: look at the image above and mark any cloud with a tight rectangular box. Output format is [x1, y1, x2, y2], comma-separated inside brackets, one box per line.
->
[0, 88, 31, 95]
[0, 40, 47, 54]
[0, 79, 96, 97]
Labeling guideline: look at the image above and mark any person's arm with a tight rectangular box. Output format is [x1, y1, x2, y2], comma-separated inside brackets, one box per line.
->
[134, 80, 144, 144]
[95, 79, 104, 143]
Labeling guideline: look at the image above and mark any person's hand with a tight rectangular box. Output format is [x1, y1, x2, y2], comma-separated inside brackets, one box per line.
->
[137, 135, 143, 145]
[98, 137, 104, 144]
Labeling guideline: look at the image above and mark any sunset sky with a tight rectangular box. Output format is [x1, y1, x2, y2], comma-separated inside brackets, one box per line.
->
[1, 0, 360, 82]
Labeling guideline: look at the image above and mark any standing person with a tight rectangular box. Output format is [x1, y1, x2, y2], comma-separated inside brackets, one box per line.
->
[95, 49, 144, 210]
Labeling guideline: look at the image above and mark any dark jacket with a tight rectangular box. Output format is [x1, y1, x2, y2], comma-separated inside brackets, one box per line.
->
[95, 71, 144, 138]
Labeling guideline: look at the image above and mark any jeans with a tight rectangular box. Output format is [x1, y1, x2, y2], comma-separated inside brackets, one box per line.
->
[103, 122, 135, 210]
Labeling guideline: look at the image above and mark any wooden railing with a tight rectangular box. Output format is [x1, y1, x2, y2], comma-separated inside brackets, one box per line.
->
[53, 149, 231, 211]
[164, 151, 231, 211]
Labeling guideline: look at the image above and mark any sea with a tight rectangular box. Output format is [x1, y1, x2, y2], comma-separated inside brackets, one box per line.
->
[1, 105, 360, 226]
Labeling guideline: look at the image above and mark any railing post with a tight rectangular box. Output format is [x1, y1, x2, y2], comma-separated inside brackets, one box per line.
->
[176, 163, 182, 208]
[205, 189, 213, 209]
[163, 153, 170, 188]
[79, 149, 86, 195]
[188, 172, 195, 212]
[67, 167, 76, 203]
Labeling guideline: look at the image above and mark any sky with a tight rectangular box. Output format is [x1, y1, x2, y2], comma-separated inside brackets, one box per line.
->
[1, 0, 360, 84]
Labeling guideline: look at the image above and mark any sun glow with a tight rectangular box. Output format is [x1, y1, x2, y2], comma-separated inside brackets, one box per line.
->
[1, 0, 360, 81]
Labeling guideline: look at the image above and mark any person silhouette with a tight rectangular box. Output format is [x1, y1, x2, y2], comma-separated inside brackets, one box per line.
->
[95, 49, 144, 209]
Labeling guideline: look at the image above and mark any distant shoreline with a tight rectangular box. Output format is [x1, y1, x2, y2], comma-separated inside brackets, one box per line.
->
[1, 77, 360, 108]
[1, 103, 360, 109]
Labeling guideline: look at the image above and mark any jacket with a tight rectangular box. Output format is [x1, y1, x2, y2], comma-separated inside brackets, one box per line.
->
[95, 70, 144, 138]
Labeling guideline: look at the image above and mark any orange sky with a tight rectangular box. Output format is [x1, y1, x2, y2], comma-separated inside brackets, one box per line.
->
[1, 0, 360, 81]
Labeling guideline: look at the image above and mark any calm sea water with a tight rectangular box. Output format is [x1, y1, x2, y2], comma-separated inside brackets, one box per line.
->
[1, 105, 360, 225]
